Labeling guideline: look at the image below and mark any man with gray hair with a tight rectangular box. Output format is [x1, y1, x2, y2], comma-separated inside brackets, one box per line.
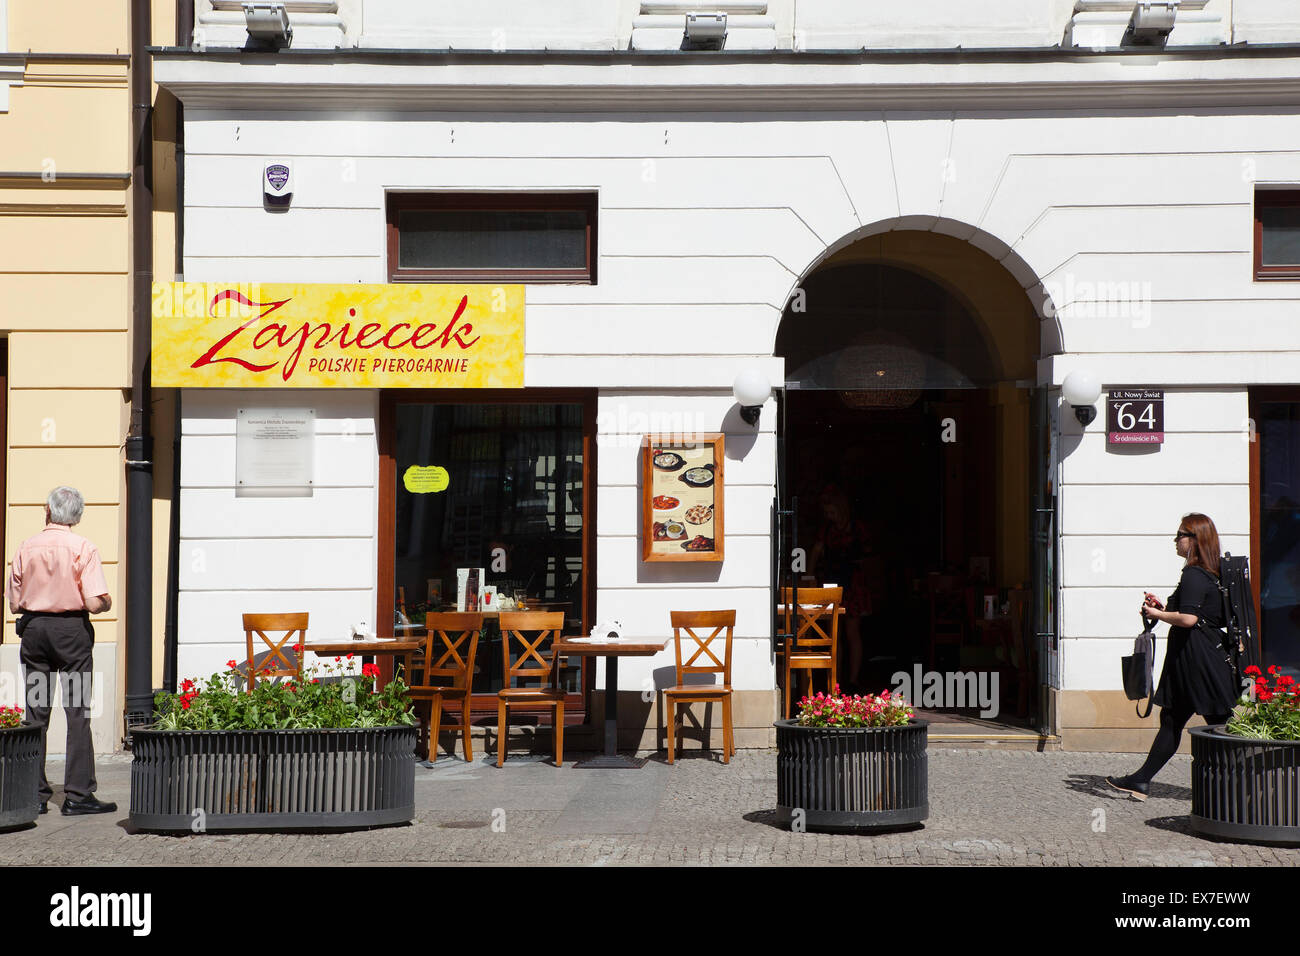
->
[7, 486, 114, 815]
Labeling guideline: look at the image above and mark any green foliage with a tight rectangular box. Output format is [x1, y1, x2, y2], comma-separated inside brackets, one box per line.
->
[1226, 665, 1300, 741]
[153, 657, 415, 731]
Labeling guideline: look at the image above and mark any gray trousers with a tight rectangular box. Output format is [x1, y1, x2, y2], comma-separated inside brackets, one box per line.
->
[18, 613, 97, 802]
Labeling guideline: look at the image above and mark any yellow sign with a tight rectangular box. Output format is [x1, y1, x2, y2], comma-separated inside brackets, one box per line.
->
[151, 282, 524, 388]
[403, 465, 449, 494]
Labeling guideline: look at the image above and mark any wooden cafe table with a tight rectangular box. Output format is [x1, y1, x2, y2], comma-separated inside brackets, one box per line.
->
[552, 635, 670, 769]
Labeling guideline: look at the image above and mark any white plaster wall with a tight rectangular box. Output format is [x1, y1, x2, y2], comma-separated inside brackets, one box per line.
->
[1058, 388, 1252, 692]
[359, 0, 637, 50]
[175, 390, 380, 683]
[793, 0, 1077, 49]
[594, 391, 776, 693]
[178, 104, 1300, 697]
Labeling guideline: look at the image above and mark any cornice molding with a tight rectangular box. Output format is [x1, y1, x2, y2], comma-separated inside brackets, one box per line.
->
[151, 48, 1300, 111]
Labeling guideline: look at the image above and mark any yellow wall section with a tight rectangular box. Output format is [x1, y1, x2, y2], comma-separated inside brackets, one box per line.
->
[0, 275, 130, 330]
[7, 447, 124, 505]
[9, 1, 131, 55]
[9, 332, 130, 387]
[0, 84, 128, 174]
[8, 389, 125, 447]
[0, 215, 128, 273]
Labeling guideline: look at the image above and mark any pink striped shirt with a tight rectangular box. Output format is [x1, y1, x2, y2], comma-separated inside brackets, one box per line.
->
[7, 524, 109, 614]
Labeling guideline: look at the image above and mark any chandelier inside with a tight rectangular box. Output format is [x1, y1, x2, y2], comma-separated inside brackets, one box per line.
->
[834, 336, 925, 409]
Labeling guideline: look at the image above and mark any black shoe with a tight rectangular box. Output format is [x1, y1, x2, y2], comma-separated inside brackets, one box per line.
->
[38, 802, 47, 815]
[61, 795, 117, 816]
[1105, 774, 1149, 801]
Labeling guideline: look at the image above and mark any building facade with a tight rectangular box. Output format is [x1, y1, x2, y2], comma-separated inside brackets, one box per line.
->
[0, 0, 179, 754]
[148, 0, 1300, 752]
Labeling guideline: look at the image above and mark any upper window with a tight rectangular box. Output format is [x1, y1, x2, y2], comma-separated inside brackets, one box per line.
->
[1255, 190, 1300, 280]
[386, 193, 597, 284]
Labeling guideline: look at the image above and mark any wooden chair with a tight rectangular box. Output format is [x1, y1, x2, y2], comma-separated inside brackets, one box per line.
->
[242, 612, 307, 692]
[665, 610, 736, 764]
[497, 611, 566, 768]
[780, 587, 841, 719]
[410, 612, 481, 763]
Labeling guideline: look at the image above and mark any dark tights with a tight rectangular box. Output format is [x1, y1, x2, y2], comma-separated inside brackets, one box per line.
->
[1131, 704, 1232, 784]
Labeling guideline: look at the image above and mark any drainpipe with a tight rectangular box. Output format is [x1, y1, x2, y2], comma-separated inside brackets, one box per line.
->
[159, 0, 192, 699]
[176, 0, 190, 277]
[125, 0, 155, 739]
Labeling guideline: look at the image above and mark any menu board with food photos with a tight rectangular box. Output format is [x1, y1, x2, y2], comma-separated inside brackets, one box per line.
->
[641, 433, 724, 563]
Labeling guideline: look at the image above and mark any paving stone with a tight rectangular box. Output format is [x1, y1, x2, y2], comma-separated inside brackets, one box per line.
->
[2, 748, 1298, 865]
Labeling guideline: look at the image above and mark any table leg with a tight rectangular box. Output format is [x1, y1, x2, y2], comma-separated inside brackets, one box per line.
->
[604, 655, 618, 757]
[574, 653, 647, 769]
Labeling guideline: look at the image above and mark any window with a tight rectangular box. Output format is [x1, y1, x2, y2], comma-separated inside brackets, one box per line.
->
[386, 193, 597, 284]
[378, 390, 598, 713]
[1254, 190, 1300, 280]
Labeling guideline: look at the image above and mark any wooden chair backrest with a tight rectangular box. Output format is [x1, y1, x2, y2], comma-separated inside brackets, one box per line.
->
[498, 611, 565, 689]
[415, 612, 482, 691]
[780, 587, 841, 650]
[242, 612, 308, 692]
[670, 610, 735, 686]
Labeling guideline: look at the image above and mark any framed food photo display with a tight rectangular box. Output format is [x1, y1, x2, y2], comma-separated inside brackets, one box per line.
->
[641, 433, 724, 563]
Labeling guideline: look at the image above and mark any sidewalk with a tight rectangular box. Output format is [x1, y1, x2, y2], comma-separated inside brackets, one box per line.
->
[3, 748, 1297, 866]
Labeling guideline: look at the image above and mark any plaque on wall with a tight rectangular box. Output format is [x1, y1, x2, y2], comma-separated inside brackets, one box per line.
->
[236, 407, 315, 497]
[1106, 388, 1164, 445]
[641, 434, 724, 563]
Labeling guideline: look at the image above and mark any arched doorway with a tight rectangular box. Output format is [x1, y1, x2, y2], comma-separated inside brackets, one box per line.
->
[775, 230, 1053, 734]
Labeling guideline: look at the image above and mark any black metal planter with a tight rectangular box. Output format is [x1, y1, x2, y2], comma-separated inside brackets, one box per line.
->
[775, 719, 928, 833]
[1190, 725, 1300, 847]
[0, 725, 42, 830]
[129, 726, 417, 833]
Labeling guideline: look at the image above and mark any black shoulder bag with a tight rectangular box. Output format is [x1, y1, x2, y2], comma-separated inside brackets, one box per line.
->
[1122, 611, 1157, 718]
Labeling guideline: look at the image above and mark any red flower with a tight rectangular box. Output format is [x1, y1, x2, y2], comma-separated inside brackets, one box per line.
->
[1269, 665, 1281, 675]
[1244, 665, 1262, 676]
[362, 663, 381, 679]
[347, 653, 354, 661]
[292, 643, 302, 653]
[226, 660, 238, 670]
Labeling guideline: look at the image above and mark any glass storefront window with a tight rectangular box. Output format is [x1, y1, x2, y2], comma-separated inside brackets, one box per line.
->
[392, 402, 585, 695]
[1259, 400, 1300, 674]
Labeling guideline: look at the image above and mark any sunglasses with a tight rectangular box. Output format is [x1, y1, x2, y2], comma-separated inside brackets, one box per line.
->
[1174, 531, 1195, 541]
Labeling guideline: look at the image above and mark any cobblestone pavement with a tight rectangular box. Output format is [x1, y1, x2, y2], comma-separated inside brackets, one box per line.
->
[3, 748, 1298, 866]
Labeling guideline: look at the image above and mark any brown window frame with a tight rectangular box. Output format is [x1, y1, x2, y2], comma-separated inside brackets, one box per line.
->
[385, 192, 598, 285]
[377, 388, 599, 719]
[1253, 189, 1300, 280]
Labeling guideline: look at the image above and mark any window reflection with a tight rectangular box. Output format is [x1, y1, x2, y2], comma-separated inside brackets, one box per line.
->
[394, 403, 584, 694]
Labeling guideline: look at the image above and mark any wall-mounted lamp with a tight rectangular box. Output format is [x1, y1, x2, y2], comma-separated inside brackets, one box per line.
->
[1062, 369, 1102, 427]
[1128, 1, 1178, 43]
[243, 2, 292, 48]
[683, 12, 727, 50]
[733, 369, 772, 426]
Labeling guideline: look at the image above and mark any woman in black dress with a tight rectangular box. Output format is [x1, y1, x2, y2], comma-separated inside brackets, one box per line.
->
[1106, 513, 1240, 800]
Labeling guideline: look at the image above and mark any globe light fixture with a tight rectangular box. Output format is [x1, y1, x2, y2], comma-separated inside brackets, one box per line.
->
[733, 368, 772, 426]
[1062, 369, 1102, 427]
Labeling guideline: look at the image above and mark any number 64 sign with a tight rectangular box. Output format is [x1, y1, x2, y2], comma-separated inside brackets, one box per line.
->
[1106, 388, 1164, 445]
